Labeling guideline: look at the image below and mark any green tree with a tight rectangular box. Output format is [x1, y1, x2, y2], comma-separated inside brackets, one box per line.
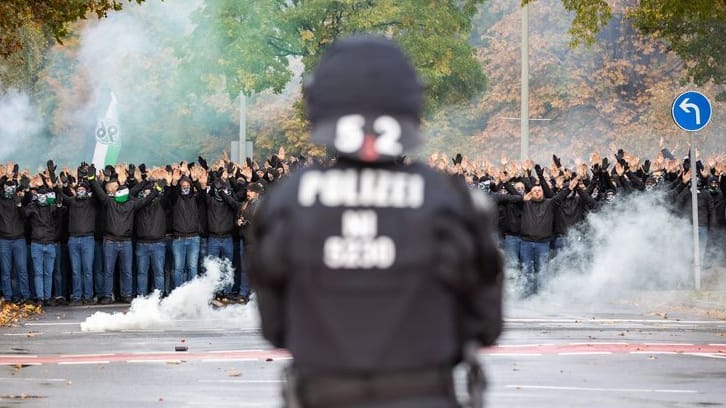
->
[0, 0, 147, 58]
[628, 0, 726, 100]
[522, 0, 726, 99]
[181, 0, 487, 113]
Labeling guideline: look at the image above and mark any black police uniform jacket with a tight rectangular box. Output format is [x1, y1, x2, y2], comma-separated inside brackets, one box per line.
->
[250, 160, 503, 375]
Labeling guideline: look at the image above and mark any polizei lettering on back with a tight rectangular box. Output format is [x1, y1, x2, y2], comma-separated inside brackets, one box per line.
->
[298, 169, 423, 270]
[297, 169, 425, 208]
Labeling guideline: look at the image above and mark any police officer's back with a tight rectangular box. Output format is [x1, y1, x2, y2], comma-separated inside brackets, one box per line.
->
[250, 35, 503, 408]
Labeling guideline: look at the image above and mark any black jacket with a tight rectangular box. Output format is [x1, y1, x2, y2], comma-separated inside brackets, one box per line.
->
[677, 185, 716, 229]
[500, 187, 570, 242]
[90, 180, 158, 240]
[0, 195, 25, 240]
[205, 189, 240, 238]
[250, 161, 503, 375]
[135, 188, 168, 242]
[168, 185, 201, 236]
[553, 187, 598, 235]
[56, 188, 97, 237]
[23, 202, 57, 243]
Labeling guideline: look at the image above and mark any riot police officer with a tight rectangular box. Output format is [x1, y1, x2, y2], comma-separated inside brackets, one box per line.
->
[250, 35, 503, 408]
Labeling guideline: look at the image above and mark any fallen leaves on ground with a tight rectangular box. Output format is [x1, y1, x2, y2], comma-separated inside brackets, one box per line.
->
[0, 300, 42, 327]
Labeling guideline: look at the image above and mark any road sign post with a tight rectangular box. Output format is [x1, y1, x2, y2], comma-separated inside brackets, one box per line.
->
[671, 91, 713, 290]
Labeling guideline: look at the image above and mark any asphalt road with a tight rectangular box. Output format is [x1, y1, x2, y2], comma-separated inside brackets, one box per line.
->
[1, 297, 724, 408]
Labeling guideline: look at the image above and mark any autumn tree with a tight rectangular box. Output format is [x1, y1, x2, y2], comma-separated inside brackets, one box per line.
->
[523, 0, 726, 100]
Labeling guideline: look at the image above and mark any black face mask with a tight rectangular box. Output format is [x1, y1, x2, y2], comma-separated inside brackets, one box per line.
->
[181, 186, 191, 195]
[3, 186, 16, 199]
[77, 190, 91, 200]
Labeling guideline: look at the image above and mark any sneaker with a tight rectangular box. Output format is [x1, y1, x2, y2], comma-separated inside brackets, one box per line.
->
[54, 296, 67, 306]
[98, 297, 112, 305]
[69, 299, 83, 307]
[47, 298, 57, 307]
[118, 296, 133, 304]
[83, 298, 97, 305]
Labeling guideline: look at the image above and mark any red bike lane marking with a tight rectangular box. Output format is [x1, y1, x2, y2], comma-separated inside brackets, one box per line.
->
[1, 344, 724, 365]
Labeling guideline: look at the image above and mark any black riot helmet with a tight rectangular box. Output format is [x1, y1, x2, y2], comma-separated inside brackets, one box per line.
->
[303, 35, 424, 163]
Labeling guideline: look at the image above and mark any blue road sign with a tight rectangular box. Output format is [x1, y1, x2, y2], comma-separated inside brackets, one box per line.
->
[672, 91, 712, 132]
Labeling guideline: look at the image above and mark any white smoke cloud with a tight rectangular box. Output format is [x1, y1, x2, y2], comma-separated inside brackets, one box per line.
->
[506, 191, 707, 313]
[0, 91, 42, 161]
[81, 257, 259, 332]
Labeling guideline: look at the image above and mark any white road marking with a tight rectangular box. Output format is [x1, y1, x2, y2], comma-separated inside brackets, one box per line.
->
[126, 360, 178, 364]
[25, 322, 81, 326]
[488, 353, 543, 357]
[198, 379, 283, 384]
[505, 385, 698, 393]
[630, 351, 678, 355]
[0, 355, 37, 358]
[498, 344, 554, 348]
[58, 361, 109, 365]
[643, 343, 694, 346]
[558, 352, 613, 356]
[201, 358, 259, 363]
[687, 353, 726, 359]
[0, 377, 67, 382]
[59, 353, 114, 358]
[3, 333, 43, 336]
[0, 362, 41, 366]
[506, 318, 724, 325]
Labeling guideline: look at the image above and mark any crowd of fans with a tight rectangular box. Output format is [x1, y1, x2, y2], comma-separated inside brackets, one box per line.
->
[433, 147, 726, 297]
[1, 145, 725, 306]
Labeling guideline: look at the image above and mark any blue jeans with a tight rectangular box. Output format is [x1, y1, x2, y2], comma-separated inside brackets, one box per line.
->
[136, 241, 166, 296]
[94, 241, 104, 298]
[208, 237, 233, 294]
[103, 240, 133, 299]
[519, 240, 551, 298]
[238, 240, 250, 298]
[52, 243, 68, 299]
[172, 236, 200, 289]
[68, 236, 95, 300]
[30, 243, 56, 300]
[0, 238, 30, 300]
[503, 234, 522, 273]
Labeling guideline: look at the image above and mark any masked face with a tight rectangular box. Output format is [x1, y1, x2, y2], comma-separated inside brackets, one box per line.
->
[180, 182, 191, 196]
[36, 194, 48, 206]
[45, 192, 56, 206]
[645, 183, 656, 192]
[114, 188, 130, 203]
[3, 185, 16, 199]
[514, 182, 525, 196]
[605, 192, 616, 202]
[77, 188, 90, 199]
[478, 180, 491, 193]
[709, 183, 719, 194]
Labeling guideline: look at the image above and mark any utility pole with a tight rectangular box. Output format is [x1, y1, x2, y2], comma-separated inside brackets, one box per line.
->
[520, 3, 529, 161]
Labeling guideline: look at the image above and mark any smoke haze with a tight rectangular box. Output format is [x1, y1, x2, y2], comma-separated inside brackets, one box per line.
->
[505, 191, 724, 315]
[81, 257, 259, 332]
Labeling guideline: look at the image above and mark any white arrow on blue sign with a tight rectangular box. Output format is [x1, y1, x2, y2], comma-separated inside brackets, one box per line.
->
[672, 91, 712, 132]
